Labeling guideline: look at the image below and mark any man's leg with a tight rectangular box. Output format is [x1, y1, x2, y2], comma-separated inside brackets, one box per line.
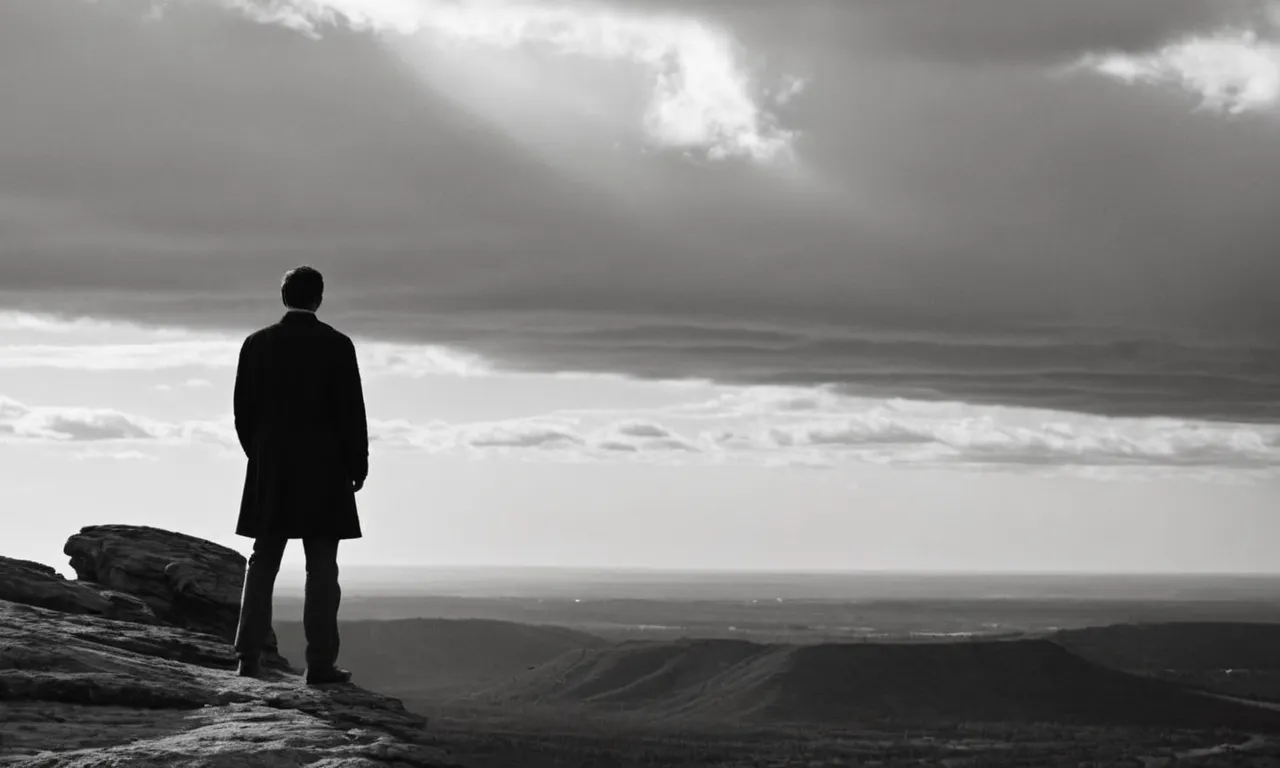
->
[233, 536, 287, 673]
[301, 537, 346, 681]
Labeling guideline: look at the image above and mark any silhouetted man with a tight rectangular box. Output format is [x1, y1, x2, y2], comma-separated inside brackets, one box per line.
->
[232, 266, 368, 685]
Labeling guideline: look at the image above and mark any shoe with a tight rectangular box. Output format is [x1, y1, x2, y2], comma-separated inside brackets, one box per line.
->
[237, 655, 263, 678]
[305, 666, 353, 685]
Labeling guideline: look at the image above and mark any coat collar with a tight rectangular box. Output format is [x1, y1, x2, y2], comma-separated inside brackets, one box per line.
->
[280, 309, 319, 324]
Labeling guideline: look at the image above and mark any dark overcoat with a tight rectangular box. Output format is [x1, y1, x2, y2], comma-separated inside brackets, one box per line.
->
[234, 311, 368, 540]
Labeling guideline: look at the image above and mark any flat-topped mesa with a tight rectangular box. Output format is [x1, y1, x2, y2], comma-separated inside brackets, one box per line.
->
[62, 524, 286, 667]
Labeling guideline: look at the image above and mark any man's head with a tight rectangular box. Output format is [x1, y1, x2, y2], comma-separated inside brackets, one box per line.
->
[281, 266, 324, 311]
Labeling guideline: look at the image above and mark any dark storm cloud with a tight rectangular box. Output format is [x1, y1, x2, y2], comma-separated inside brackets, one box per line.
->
[2, 0, 1277, 423]
[470, 323, 1280, 423]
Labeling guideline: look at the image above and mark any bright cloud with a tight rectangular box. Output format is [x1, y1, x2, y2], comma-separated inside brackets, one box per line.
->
[351, 386, 1280, 477]
[73, 448, 159, 462]
[0, 395, 164, 442]
[761, 410, 1280, 471]
[0, 340, 241, 371]
[5, 312, 1277, 478]
[612, 419, 672, 439]
[1081, 30, 1280, 114]
[0, 394, 234, 446]
[362, 341, 490, 377]
[0, 311, 132, 334]
[5, 384, 1278, 478]
[0, 312, 486, 377]
[690, 388, 1280, 470]
[177, 0, 796, 161]
[462, 418, 583, 449]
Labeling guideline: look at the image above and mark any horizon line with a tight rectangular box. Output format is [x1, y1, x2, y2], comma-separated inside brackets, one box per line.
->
[277, 564, 1280, 578]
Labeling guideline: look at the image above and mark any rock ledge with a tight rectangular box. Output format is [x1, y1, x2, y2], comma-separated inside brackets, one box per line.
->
[0, 526, 457, 767]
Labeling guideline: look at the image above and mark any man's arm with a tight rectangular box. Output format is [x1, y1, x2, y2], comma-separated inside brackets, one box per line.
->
[340, 335, 369, 489]
[233, 335, 256, 459]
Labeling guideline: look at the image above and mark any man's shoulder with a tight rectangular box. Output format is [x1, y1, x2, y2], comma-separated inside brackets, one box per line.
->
[316, 321, 355, 348]
[242, 326, 270, 346]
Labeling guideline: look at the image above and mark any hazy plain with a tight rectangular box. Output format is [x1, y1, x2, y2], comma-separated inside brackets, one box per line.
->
[272, 569, 1280, 767]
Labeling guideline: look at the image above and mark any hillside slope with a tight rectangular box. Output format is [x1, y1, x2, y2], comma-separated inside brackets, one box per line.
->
[1054, 623, 1280, 672]
[476, 637, 1280, 730]
[1055, 622, 1280, 703]
[276, 617, 608, 695]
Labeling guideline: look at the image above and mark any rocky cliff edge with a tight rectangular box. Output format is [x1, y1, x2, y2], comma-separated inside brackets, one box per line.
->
[0, 525, 458, 768]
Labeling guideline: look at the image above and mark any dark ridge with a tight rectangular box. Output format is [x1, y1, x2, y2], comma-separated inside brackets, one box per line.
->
[1054, 622, 1280, 672]
[275, 617, 608, 695]
[478, 637, 1280, 731]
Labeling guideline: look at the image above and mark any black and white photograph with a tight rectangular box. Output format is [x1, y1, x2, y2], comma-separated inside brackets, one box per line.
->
[1, 0, 1279, 765]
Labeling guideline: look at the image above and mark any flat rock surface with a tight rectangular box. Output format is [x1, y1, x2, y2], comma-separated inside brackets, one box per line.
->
[0, 527, 458, 768]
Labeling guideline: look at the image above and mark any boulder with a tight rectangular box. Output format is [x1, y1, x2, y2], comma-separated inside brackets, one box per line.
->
[0, 556, 158, 625]
[62, 525, 285, 666]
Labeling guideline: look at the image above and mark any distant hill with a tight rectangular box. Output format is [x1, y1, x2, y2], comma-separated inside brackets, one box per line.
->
[275, 617, 608, 695]
[474, 636, 1280, 730]
[1054, 622, 1280, 703]
[1054, 622, 1280, 671]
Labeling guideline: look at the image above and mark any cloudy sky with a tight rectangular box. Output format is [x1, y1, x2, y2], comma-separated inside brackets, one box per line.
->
[3, 0, 1279, 574]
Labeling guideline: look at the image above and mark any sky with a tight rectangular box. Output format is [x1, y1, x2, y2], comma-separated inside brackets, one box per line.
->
[2, 0, 1278, 574]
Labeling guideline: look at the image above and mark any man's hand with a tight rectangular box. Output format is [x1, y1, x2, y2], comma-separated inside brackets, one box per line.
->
[352, 478, 364, 493]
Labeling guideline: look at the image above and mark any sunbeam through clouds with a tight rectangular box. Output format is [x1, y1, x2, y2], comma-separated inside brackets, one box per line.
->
[165, 0, 798, 160]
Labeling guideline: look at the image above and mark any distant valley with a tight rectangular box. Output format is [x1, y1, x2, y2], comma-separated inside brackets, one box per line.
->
[273, 587, 1280, 767]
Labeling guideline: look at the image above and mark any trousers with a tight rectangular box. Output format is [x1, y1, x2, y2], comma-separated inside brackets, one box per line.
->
[233, 536, 342, 669]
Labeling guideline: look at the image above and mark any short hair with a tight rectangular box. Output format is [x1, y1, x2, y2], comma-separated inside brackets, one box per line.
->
[281, 266, 324, 309]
